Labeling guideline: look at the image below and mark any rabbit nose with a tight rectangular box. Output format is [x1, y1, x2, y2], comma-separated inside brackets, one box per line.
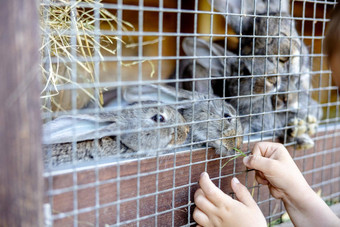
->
[179, 124, 190, 136]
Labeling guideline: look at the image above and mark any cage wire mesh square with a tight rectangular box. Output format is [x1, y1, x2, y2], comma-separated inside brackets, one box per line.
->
[40, 0, 340, 226]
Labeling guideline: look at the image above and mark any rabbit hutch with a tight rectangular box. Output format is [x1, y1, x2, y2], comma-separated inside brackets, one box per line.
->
[1, 0, 340, 226]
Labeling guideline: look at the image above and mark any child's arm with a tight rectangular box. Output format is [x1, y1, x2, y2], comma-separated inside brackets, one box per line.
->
[243, 142, 340, 227]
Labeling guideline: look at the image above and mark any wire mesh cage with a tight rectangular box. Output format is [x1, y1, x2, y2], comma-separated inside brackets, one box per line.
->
[41, 0, 340, 226]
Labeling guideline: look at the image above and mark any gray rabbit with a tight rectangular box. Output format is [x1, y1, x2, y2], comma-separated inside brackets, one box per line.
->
[239, 12, 311, 89]
[123, 84, 243, 155]
[43, 101, 189, 166]
[174, 37, 321, 149]
[237, 74, 321, 149]
[240, 13, 318, 145]
[173, 37, 281, 134]
[173, 37, 281, 101]
[209, 0, 311, 90]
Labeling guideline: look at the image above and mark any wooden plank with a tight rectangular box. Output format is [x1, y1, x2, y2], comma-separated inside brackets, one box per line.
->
[0, 0, 43, 226]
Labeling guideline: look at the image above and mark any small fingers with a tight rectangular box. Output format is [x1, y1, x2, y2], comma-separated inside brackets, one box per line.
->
[193, 207, 210, 227]
[251, 142, 271, 156]
[255, 171, 269, 185]
[194, 188, 218, 215]
[252, 142, 286, 158]
[194, 188, 204, 198]
[198, 172, 231, 207]
[231, 177, 257, 207]
[243, 154, 278, 175]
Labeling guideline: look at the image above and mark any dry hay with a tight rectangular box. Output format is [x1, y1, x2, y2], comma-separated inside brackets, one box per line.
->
[40, 0, 157, 113]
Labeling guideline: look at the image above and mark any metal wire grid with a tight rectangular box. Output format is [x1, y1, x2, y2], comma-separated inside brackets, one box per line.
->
[42, 0, 340, 226]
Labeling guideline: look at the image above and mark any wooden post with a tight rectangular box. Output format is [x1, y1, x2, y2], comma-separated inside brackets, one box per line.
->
[0, 0, 43, 226]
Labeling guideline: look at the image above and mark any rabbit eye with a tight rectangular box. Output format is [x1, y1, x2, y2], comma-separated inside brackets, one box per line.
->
[224, 113, 232, 123]
[151, 114, 165, 123]
[224, 113, 231, 118]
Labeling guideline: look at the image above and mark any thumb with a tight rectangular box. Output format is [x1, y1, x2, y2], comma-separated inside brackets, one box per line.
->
[231, 177, 256, 207]
[243, 155, 275, 173]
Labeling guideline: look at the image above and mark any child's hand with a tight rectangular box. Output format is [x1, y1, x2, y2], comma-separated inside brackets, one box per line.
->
[193, 172, 266, 227]
[242, 142, 310, 200]
[243, 142, 340, 227]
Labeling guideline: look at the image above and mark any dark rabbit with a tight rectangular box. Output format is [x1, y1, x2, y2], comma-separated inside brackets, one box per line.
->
[123, 84, 243, 155]
[43, 101, 189, 166]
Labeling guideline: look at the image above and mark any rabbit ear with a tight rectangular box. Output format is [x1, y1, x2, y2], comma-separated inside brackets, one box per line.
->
[43, 115, 117, 144]
[182, 37, 225, 72]
[124, 84, 195, 108]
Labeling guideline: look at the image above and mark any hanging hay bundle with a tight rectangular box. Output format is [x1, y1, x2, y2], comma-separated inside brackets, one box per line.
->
[40, 0, 135, 112]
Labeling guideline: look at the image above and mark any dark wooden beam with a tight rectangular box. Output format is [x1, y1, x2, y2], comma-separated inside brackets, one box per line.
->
[0, 0, 43, 226]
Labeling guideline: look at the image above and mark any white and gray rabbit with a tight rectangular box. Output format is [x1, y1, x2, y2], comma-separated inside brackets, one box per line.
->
[43, 101, 189, 166]
[123, 84, 243, 155]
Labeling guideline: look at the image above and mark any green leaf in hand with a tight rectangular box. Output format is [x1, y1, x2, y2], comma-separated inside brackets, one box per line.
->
[221, 147, 247, 169]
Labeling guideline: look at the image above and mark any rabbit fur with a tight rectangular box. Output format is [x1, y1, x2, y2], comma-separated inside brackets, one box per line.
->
[43, 101, 189, 166]
[173, 37, 321, 149]
[239, 12, 311, 90]
[209, 0, 311, 90]
[173, 37, 281, 131]
[176, 36, 320, 137]
[246, 74, 322, 149]
[123, 84, 243, 155]
[173, 37, 281, 99]
[272, 75, 322, 149]
[208, 0, 290, 34]
[232, 74, 321, 150]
